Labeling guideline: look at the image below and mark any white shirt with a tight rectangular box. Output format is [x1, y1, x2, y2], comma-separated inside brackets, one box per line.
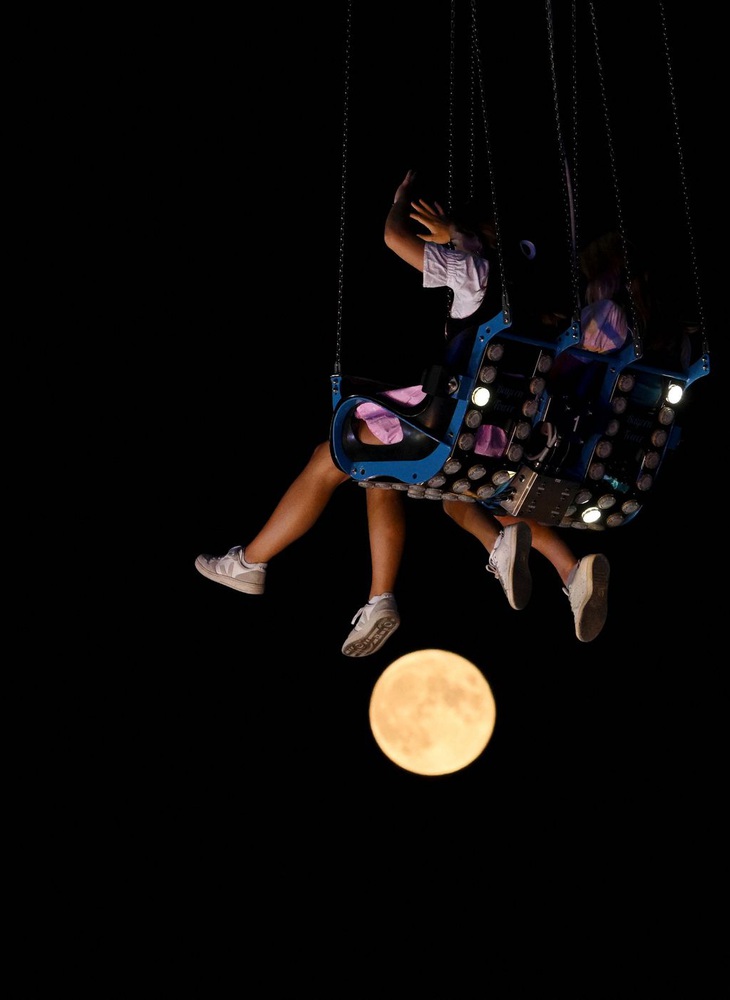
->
[423, 243, 490, 320]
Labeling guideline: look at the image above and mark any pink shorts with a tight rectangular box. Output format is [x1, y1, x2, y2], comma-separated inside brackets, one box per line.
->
[355, 386, 507, 457]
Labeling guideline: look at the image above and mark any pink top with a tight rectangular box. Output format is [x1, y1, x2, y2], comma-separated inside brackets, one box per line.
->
[579, 299, 628, 353]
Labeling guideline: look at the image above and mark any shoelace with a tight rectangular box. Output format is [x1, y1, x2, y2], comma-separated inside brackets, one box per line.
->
[350, 605, 368, 627]
[562, 560, 581, 599]
[487, 531, 505, 579]
[351, 594, 393, 627]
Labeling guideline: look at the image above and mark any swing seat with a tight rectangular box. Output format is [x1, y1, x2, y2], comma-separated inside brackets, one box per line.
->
[330, 309, 565, 494]
[333, 373, 459, 464]
[487, 337, 710, 528]
[330, 312, 711, 528]
[330, 310, 515, 487]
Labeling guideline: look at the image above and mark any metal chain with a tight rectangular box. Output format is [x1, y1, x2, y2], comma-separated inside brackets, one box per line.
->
[587, 0, 642, 356]
[333, 0, 353, 376]
[333, 2, 706, 373]
[544, 0, 582, 323]
[569, 0, 581, 272]
[448, 0, 456, 214]
[468, 27, 476, 205]
[442, 1, 457, 319]
[657, 0, 708, 355]
[469, 0, 508, 322]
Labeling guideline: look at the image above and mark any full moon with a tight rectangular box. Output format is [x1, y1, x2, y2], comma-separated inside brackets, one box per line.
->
[369, 649, 496, 776]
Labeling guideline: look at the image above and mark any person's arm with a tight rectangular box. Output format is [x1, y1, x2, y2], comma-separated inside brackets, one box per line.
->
[384, 170, 429, 272]
[386, 171, 485, 271]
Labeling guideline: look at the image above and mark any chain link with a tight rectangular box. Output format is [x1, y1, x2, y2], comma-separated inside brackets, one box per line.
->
[333, 0, 352, 376]
[657, 0, 708, 355]
[545, 0, 582, 324]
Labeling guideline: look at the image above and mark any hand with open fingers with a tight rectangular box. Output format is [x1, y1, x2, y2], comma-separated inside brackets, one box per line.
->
[410, 197, 453, 244]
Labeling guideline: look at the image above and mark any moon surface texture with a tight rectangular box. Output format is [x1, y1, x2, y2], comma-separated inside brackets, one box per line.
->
[369, 649, 496, 776]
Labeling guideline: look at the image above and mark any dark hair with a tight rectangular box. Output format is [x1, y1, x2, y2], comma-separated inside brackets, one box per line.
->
[450, 197, 496, 249]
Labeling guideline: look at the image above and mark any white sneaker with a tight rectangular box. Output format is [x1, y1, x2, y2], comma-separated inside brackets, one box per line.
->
[342, 593, 400, 657]
[487, 522, 532, 610]
[195, 545, 267, 595]
[564, 553, 609, 641]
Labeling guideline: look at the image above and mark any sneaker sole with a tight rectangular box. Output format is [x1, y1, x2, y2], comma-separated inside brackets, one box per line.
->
[342, 616, 400, 657]
[194, 557, 265, 595]
[575, 554, 610, 642]
[509, 522, 533, 610]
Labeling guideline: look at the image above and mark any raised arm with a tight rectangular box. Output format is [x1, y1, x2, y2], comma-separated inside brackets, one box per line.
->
[384, 170, 427, 271]
[385, 170, 470, 272]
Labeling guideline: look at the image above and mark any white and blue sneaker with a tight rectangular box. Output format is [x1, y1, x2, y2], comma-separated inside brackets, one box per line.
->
[195, 545, 267, 595]
[342, 593, 400, 657]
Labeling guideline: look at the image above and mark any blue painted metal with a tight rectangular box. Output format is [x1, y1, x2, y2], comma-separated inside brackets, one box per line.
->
[329, 310, 710, 529]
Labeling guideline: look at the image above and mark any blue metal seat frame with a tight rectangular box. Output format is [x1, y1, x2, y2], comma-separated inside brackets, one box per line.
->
[329, 309, 710, 529]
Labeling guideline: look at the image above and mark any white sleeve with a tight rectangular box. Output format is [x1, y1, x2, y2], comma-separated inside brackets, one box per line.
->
[423, 244, 490, 319]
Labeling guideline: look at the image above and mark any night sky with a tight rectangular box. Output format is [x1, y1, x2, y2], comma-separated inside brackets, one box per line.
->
[147, 3, 721, 864]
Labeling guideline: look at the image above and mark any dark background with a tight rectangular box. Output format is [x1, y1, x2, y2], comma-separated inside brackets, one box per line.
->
[144, 3, 721, 861]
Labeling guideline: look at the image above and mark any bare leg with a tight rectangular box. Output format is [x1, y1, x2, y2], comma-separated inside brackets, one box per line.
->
[349, 417, 407, 597]
[341, 484, 405, 657]
[244, 441, 349, 563]
[441, 498, 503, 552]
[442, 498, 532, 610]
[338, 420, 406, 657]
[245, 416, 407, 590]
[365, 487, 406, 599]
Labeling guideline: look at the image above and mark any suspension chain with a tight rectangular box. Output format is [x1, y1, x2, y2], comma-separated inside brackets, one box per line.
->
[657, 0, 708, 354]
[333, 0, 353, 376]
[545, 0, 582, 324]
[448, 0, 456, 214]
[587, 0, 642, 356]
[468, 0, 509, 322]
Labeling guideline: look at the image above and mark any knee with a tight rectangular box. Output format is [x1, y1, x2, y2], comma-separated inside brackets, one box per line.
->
[312, 440, 349, 484]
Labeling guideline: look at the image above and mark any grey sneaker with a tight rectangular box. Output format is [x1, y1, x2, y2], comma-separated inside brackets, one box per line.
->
[487, 522, 532, 610]
[342, 593, 400, 657]
[195, 545, 267, 595]
[564, 553, 609, 642]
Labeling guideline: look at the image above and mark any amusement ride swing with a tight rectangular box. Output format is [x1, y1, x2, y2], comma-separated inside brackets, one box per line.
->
[329, 0, 710, 532]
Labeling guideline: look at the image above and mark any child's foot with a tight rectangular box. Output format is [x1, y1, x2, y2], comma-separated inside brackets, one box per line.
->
[195, 545, 267, 595]
[563, 553, 610, 641]
[487, 522, 532, 610]
[342, 593, 400, 657]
